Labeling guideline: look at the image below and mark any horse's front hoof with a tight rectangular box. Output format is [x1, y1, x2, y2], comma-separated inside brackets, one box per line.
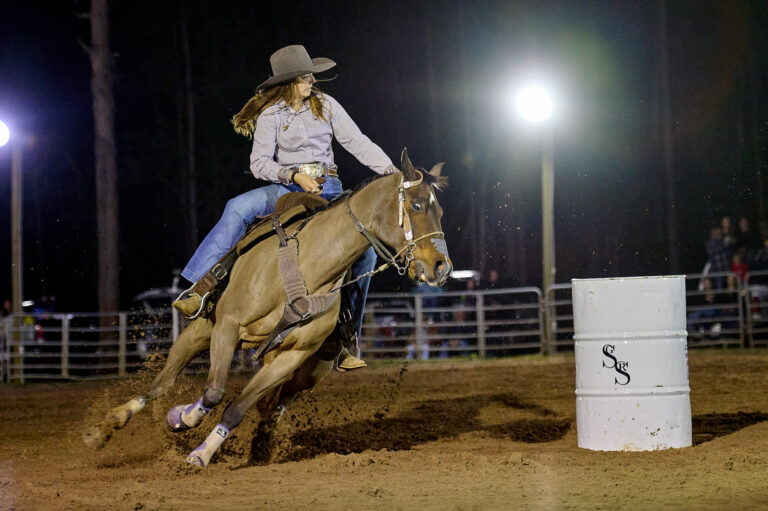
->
[185, 454, 206, 467]
[166, 404, 191, 432]
[185, 442, 211, 467]
[82, 425, 110, 449]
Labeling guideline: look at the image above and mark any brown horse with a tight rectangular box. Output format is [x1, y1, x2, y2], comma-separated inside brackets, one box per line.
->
[83, 150, 451, 466]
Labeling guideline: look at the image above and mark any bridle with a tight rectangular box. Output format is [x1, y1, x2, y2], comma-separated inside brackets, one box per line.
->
[342, 171, 445, 284]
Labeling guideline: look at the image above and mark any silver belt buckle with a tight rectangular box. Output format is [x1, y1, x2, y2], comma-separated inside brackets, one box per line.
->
[298, 163, 324, 178]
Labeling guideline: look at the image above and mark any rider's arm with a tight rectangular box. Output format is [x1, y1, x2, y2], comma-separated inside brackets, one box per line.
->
[249, 108, 294, 184]
[327, 95, 398, 176]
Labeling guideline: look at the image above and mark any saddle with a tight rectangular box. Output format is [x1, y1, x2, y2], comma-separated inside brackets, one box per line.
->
[235, 192, 329, 256]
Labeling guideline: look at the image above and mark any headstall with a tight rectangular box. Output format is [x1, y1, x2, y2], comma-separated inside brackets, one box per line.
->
[343, 171, 445, 285]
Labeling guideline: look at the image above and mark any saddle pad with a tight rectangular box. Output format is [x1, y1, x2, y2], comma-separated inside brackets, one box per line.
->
[236, 205, 308, 256]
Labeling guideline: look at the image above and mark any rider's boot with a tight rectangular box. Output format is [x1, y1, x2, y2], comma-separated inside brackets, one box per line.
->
[174, 248, 237, 319]
[338, 347, 366, 372]
[336, 322, 367, 372]
[173, 273, 218, 319]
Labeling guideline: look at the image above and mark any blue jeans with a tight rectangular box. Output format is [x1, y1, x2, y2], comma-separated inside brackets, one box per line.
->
[182, 177, 374, 338]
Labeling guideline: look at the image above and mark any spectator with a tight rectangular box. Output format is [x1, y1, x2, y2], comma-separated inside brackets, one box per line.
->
[480, 268, 517, 290]
[728, 247, 748, 291]
[455, 278, 477, 321]
[720, 216, 735, 248]
[482, 269, 501, 289]
[438, 309, 471, 358]
[408, 284, 444, 360]
[480, 268, 515, 353]
[411, 282, 444, 324]
[705, 226, 730, 289]
[734, 216, 762, 254]
[1, 299, 10, 318]
[405, 333, 430, 360]
[687, 277, 722, 339]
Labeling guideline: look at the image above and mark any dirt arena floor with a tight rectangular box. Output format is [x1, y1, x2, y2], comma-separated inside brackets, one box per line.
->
[2, 350, 768, 510]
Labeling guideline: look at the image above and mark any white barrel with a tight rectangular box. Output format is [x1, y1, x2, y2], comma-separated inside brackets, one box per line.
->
[572, 276, 692, 451]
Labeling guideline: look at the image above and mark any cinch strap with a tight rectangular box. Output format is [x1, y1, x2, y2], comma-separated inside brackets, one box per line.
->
[250, 216, 343, 362]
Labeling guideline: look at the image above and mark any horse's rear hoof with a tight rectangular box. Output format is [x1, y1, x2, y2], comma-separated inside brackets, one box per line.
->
[82, 426, 110, 449]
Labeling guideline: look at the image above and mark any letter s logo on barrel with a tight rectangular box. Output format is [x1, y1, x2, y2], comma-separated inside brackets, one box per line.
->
[602, 344, 631, 385]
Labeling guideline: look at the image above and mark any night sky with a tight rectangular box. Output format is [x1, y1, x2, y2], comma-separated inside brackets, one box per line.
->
[1, 0, 766, 310]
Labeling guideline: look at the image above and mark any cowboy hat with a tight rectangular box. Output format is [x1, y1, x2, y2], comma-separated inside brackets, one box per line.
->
[256, 45, 336, 92]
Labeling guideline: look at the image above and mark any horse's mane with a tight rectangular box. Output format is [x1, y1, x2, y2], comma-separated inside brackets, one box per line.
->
[352, 169, 448, 193]
[316, 169, 449, 216]
[351, 173, 387, 192]
[417, 168, 449, 191]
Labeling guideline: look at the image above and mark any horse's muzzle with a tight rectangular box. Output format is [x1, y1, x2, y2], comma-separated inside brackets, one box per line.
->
[412, 258, 452, 287]
[434, 259, 452, 286]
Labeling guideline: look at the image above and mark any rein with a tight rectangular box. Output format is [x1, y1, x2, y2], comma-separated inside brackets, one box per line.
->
[332, 172, 444, 291]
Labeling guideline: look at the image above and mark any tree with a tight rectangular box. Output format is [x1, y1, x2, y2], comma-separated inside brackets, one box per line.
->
[179, 2, 200, 253]
[85, 0, 120, 313]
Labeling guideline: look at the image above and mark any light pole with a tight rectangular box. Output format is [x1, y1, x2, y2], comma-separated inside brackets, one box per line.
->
[515, 86, 555, 352]
[541, 129, 555, 294]
[0, 120, 23, 315]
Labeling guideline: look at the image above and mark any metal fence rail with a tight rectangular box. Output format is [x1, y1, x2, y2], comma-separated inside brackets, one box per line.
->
[361, 287, 543, 360]
[744, 270, 768, 347]
[2, 312, 171, 383]
[544, 272, 746, 353]
[544, 284, 574, 353]
[2, 271, 766, 383]
[684, 272, 744, 348]
[0, 322, 7, 383]
[0, 309, 258, 383]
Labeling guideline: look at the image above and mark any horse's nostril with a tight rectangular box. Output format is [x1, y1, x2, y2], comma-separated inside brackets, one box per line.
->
[435, 261, 448, 277]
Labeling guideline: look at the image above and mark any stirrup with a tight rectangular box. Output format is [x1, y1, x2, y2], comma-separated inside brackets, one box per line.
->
[336, 347, 367, 373]
[174, 286, 211, 320]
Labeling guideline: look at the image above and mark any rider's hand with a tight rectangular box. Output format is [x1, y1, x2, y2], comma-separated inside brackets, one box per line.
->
[293, 173, 324, 194]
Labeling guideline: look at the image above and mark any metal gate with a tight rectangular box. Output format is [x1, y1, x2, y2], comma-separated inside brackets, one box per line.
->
[2, 273, 761, 383]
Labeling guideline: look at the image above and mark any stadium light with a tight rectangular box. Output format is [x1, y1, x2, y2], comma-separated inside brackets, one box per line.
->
[515, 86, 554, 123]
[0, 120, 9, 147]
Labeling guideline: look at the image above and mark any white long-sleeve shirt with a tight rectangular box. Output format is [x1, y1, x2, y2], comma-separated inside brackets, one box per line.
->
[249, 94, 397, 184]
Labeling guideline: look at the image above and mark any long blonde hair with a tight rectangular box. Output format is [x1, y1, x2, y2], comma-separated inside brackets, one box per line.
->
[231, 79, 328, 138]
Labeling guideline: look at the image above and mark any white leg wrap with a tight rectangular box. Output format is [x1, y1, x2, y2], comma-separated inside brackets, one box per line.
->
[180, 398, 210, 428]
[125, 397, 147, 415]
[186, 424, 230, 467]
[111, 396, 147, 429]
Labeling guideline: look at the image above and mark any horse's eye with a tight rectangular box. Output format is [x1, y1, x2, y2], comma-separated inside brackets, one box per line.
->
[412, 202, 423, 212]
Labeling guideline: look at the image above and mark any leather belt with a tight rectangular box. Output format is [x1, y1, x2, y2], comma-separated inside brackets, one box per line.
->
[295, 163, 338, 179]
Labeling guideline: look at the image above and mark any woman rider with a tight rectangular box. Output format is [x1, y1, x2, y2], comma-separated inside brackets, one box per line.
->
[173, 45, 398, 371]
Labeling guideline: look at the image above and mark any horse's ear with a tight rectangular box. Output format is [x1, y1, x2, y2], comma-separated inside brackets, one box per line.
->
[400, 148, 421, 181]
[429, 162, 445, 178]
[400, 148, 414, 172]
